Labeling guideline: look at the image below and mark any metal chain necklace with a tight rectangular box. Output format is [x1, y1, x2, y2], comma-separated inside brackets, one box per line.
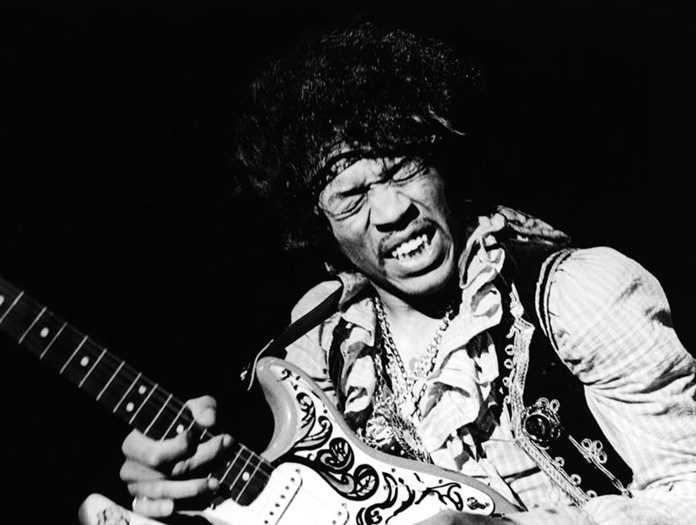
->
[373, 296, 456, 420]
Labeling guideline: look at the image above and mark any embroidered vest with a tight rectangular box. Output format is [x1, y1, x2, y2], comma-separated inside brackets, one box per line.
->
[492, 237, 632, 505]
[325, 237, 633, 506]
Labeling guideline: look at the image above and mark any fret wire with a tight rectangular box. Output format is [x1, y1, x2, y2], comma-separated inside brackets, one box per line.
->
[143, 392, 172, 437]
[228, 444, 274, 478]
[0, 290, 24, 325]
[237, 445, 272, 480]
[236, 456, 262, 499]
[96, 360, 124, 401]
[128, 382, 159, 425]
[224, 449, 252, 489]
[113, 372, 142, 413]
[40, 321, 67, 359]
[79, 346, 106, 388]
[218, 446, 245, 486]
[59, 334, 88, 374]
[107, 361, 193, 436]
[215, 446, 274, 492]
[18, 306, 46, 344]
[161, 402, 187, 440]
[163, 401, 198, 439]
[253, 447, 274, 476]
[235, 446, 274, 486]
[146, 388, 210, 442]
[105, 362, 181, 431]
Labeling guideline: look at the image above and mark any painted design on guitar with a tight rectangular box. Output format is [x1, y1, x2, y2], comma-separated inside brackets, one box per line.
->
[275, 364, 495, 523]
[280, 367, 381, 501]
[96, 505, 130, 525]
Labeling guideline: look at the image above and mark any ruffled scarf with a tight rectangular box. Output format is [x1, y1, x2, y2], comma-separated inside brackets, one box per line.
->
[330, 213, 510, 466]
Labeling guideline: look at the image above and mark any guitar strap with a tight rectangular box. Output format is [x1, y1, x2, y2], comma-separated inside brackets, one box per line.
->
[239, 281, 344, 391]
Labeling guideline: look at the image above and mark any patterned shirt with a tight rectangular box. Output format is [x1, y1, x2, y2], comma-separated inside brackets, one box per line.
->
[284, 212, 696, 525]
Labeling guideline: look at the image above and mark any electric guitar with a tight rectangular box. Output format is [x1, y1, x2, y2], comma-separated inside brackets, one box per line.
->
[0, 276, 521, 525]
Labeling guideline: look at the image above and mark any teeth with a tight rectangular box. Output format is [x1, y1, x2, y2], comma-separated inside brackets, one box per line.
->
[391, 234, 429, 259]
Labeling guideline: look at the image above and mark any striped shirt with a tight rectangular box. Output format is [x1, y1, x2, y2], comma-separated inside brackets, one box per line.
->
[284, 215, 696, 525]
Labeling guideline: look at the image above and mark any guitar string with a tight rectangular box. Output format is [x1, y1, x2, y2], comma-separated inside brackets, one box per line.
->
[1, 283, 368, 513]
[9, 305, 280, 486]
[92, 350, 278, 481]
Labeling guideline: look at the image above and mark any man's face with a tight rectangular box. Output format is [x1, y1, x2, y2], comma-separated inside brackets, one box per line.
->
[318, 157, 458, 299]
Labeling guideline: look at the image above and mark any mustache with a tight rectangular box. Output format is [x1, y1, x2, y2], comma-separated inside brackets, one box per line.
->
[378, 219, 436, 257]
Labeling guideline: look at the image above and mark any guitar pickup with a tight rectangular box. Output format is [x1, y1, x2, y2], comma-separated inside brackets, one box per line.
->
[258, 467, 303, 525]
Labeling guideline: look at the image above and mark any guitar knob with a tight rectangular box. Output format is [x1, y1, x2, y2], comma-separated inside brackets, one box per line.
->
[466, 496, 489, 510]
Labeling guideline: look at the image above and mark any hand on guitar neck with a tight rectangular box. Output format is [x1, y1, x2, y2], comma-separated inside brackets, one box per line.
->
[120, 395, 233, 519]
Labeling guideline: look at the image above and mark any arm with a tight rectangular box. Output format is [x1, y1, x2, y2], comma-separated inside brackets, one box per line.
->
[542, 247, 696, 525]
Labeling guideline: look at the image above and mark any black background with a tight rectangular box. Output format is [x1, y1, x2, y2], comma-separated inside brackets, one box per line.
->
[1, 1, 694, 523]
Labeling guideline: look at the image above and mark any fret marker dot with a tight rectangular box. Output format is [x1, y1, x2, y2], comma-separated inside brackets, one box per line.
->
[80, 356, 90, 367]
[40, 327, 50, 338]
[176, 424, 185, 434]
[138, 385, 147, 395]
[126, 402, 135, 412]
[241, 472, 250, 482]
[0, 296, 4, 306]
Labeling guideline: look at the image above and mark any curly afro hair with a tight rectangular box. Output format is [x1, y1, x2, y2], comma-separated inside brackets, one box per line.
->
[231, 23, 486, 252]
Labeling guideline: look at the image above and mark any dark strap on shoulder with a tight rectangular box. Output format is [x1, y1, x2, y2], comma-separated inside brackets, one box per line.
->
[239, 282, 343, 391]
[328, 317, 350, 411]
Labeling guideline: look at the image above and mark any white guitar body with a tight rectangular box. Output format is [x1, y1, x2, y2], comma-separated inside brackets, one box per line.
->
[78, 357, 519, 525]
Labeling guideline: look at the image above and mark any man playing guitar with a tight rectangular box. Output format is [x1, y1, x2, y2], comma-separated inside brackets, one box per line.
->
[118, 23, 696, 525]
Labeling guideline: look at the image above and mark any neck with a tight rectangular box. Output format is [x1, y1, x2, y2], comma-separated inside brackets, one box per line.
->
[373, 279, 459, 322]
[372, 280, 459, 367]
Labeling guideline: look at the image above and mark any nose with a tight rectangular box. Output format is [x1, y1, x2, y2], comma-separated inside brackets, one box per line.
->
[369, 183, 417, 231]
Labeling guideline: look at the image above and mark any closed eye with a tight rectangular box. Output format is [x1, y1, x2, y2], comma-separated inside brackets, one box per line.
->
[391, 159, 426, 182]
[338, 186, 368, 198]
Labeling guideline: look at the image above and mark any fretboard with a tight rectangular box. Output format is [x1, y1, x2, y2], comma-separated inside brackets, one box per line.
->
[0, 275, 271, 506]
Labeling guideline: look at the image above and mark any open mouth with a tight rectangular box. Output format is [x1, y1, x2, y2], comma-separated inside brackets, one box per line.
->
[387, 229, 434, 261]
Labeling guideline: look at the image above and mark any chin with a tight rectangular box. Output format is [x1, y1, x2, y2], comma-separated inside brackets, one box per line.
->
[393, 261, 456, 299]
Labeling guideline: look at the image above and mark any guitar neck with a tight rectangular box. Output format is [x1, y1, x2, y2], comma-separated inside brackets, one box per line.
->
[0, 276, 270, 505]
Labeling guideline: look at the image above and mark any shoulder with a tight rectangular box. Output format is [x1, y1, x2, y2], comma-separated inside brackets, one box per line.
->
[290, 279, 343, 322]
[545, 246, 663, 305]
[539, 246, 675, 379]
